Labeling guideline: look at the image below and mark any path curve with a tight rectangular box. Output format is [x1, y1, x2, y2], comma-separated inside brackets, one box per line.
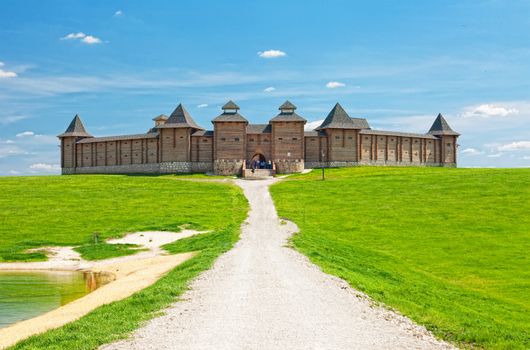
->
[103, 179, 455, 350]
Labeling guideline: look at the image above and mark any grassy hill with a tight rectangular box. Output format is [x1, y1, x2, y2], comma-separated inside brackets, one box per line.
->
[271, 167, 530, 349]
[0, 175, 248, 350]
[0, 175, 246, 261]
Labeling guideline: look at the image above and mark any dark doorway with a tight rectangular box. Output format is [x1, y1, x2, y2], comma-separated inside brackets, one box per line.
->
[247, 153, 271, 169]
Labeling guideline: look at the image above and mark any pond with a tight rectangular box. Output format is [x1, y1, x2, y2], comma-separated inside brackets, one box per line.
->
[0, 270, 112, 329]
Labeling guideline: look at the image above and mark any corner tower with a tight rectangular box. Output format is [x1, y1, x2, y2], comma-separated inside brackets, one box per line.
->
[428, 113, 460, 167]
[58, 114, 92, 173]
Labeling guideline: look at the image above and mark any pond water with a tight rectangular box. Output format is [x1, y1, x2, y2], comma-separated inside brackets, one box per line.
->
[0, 270, 111, 329]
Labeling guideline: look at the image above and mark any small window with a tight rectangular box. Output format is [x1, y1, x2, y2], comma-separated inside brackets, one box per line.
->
[292, 137, 297, 141]
[380, 138, 384, 141]
[335, 136, 340, 140]
[180, 136, 183, 139]
[203, 139, 208, 142]
[235, 137, 240, 142]
[428, 141, 432, 144]
[264, 138, 269, 142]
[135, 141, 139, 144]
[311, 139, 315, 142]
[365, 137, 369, 140]
[278, 137, 283, 140]
[447, 143, 451, 147]
[249, 138, 255, 142]
[415, 140, 418, 143]
[221, 137, 226, 141]
[348, 137, 353, 140]
[391, 138, 394, 141]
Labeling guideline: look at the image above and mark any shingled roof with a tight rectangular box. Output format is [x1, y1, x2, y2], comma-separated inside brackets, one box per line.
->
[247, 124, 272, 134]
[279, 100, 297, 111]
[58, 114, 92, 138]
[428, 113, 460, 136]
[270, 101, 306, 123]
[159, 104, 204, 130]
[213, 100, 248, 123]
[77, 133, 158, 144]
[316, 103, 362, 130]
[222, 100, 240, 111]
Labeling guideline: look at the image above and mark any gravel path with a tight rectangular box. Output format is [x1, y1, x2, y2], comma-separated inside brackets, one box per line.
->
[103, 178, 455, 350]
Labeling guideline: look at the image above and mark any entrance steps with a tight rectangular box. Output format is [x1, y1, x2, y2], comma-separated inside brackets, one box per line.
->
[242, 168, 274, 179]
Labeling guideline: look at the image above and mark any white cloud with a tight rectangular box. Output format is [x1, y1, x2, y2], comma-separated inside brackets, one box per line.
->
[61, 32, 86, 40]
[0, 61, 17, 79]
[197, 103, 208, 108]
[16, 131, 35, 138]
[326, 81, 346, 89]
[461, 148, 483, 156]
[29, 163, 61, 172]
[82, 35, 102, 45]
[462, 104, 519, 118]
[114, 10, 123, 16]
[61, 32, 102, 45]
[305, 119, 324, 131]
[264, 86, 275, 92]
[9, 170, 20, 175]
[0, 144, 25, 158]
[5, 140, 15, 144]
[522, 156, 530, 160]
[487, 153, 503, 158]
[498, 141, 530, 151]
[0, 115, 27, 125]
[257, 50, 286, 58]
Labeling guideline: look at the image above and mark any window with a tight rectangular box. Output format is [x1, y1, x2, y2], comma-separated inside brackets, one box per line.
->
[278, 137, 283, 140]
[447, 143, 451, 147]
[391, 138, 394, 141]
[203, 139, 208, 142]
[221, 137, 226, 141]
[235, 137, 240, 142]
[365, 137, 369, 140]
[348, 136, 353, 140]
[292, 137, 297, 141]
[380, 138, 384, 141]
[415, 140, 418, 143]
[249, 138, 255, 142]
[264, 138, 269, 142]
[335, 136, 340, 140]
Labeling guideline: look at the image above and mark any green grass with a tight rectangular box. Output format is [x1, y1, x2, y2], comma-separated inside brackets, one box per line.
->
[0, 175, 248, 349]
[9, 226, 243, 350]
[74, 243, 145, 260]
[270, 167, 530, 350]
[0, 175, 246, 261]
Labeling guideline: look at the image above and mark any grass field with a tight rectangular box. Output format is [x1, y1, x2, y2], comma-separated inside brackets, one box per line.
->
[0, 175, 248, 349]
[0, 175, 245, 261]
[271, 167, 530, 349]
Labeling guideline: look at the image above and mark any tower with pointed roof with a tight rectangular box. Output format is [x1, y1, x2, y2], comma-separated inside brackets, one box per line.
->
[157, 104, 204, 163]
[58, 114, 92, 170]
[428, 113, 459, 166]
[315, 103, 368, 163]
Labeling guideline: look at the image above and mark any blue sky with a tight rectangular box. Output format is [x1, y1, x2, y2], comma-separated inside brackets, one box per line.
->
[1, 0, 530, 174]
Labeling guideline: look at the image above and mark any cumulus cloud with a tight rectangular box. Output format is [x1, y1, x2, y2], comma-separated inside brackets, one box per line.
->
[29, 163, 61, 172]
[462, 104, 519, 118]
[257, 50, 286, 58]
[0, 61, 17, 78]
[461, 148, 483, 156]
[16, 131, 35, 138]
[305, 120, 324, 131]
[197, 103, 208, 108]
[114, 10, 123, 16]
[497, 141, 530, 152]
[326, 81, 346, 89]
[264, 86, 275, 92]
[61, 32, 102, 45]
[0, 144, 25, 158]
